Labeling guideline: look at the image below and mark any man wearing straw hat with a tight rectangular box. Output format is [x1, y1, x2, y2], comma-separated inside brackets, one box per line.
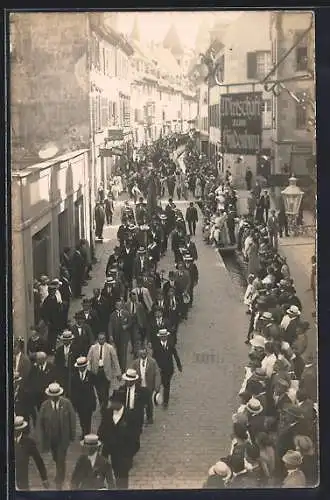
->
[152, 328, 182, 408]
[71, 356, 97, 439]
[71, 434, 114, 490]
[39, 382, 76, 490]
[14, 415, 49, 490]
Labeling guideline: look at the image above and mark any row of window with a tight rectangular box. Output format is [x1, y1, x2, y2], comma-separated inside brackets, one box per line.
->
[214, 41, 308, 84]
[90, 34, 129, 80]
[91, 94, 130, 133]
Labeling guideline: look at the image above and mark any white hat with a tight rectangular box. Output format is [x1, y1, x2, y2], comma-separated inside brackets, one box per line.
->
[122, 368, 139, 382]
[80, 433, 101, 448]
[14, 415, 28, 431]
[246, 397, 263, 415]
[208, 461, 231, 477]
[152, 390, 163, 406]
[261, 311, 273, 321]
[45, 382, 64, 397]
[287, 305, 301, 317]
[74, 356, 88, 368]
[157, 328, 170, 337]
[250, 335, 266, 349]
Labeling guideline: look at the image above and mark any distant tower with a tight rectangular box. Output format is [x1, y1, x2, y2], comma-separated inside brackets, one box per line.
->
[163, 24, 184, 60]
[130, 16, 140, 42]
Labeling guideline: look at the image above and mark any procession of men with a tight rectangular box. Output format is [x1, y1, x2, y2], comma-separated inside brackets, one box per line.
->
[14, 135, 201, 491]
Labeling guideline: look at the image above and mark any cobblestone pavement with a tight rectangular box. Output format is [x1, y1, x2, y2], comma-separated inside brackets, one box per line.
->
[28, 195, 249, 490]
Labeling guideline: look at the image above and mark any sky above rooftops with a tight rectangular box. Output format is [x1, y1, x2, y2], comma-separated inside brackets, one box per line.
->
[117, 11, 242, 49]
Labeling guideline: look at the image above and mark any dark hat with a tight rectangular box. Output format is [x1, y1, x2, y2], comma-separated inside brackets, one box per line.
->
[109, 390, 125, 404]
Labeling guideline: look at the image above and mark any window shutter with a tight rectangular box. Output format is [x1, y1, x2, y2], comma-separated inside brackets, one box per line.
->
[247, 52, 257, 79]
[101, 96, 108, 129]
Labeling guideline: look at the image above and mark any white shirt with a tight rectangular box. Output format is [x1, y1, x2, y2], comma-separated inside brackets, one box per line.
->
[281, 315, 293, 330]
[140, 358, 147, 387]
[77, 327, 82, 336]
[88, 451, 98, 468]
[55, 290, 62, 304]
[98, 343, 104, 367]
[39, 284, 48, 304]
[244, 284, 254, 306]
[51, 400, 60, 411]
[161, 340, 167, 350]
[64, 345, 70, 357]
[15, 352, 22, 372]
[113, 406, 124, 425]
[15, 432, 23, 444]
[261, 353, 277, 378]
[126, 385, 136, 409]
[80, 369, 88, 381]
[140, 257, 145, 268]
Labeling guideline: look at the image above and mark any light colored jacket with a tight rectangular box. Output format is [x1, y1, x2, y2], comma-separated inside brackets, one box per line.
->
[131, 356, 161, 392]
[87, 342, 122, 382]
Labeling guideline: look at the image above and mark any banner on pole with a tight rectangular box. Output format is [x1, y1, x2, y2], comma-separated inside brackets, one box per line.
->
[220, 92, 263, 155]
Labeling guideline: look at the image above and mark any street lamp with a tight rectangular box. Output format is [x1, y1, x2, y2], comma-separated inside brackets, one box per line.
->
[281, 175, 304, 235]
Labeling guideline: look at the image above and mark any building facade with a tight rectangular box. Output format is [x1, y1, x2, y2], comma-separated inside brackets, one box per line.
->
[89, 13, 133, 191]
[12, 150, 90, 344]
[207, 11, 274, 184]
[270, 11, 315, 176]
[10, 12, 133, 341]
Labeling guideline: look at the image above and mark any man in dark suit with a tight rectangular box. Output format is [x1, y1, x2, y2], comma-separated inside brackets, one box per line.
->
[185, 234, 198, 261]
[71, 357, 97, 439]
[125, 290, 148, 357]
[185, 201, 198, 236]
[117, 368, 145, 433]
[40, 283, 63, 353]
[95, 202, 105, 240]
[14, 416, 49, 490]
[174, 260, 191, 320]
[70, 245, 85, 299]
[98, 390, 140, 489]
[59, 269, 72, 328]
[164, 288, 181, 344]
[300, 354, 317, 403]
[148, 307, 172, 349]
[71, 434, 114, 490]
[152, 329, 182, 408]
[70, 312, 94, 357]
[90, 288, 107, 333]
[133, 247, 150, 281]
[184, 255, 199, 308]
[26, 351, 56, 416]
[108, 298, 132, 372]
[119, 240, 136, 289]
[264, 191, 271, 222]
[131, 346, 161, 424]
[106, 246, 121, 276]
[54, 330, 76, 398]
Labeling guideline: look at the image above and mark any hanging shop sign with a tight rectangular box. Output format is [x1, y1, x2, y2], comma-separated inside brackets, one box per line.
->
[107, 128, 124, 141]
[220, 92, 262, 155]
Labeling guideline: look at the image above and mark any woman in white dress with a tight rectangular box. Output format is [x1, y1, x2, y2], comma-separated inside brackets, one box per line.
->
[194, 177, 202, 199]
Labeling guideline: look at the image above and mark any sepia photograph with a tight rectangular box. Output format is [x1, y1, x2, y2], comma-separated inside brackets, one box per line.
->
[10, 9, 317, 491]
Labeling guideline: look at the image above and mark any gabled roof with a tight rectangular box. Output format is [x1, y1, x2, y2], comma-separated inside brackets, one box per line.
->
[163, 24, 183, 55]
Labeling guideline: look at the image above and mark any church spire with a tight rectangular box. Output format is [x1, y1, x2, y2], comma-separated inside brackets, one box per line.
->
[163, 23, 183, 55]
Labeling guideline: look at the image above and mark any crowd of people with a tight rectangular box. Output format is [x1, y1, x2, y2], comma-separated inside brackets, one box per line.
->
[201, 177, 318, 488]
[14, 134, 202, 491]
[14, 135, 317, 491]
